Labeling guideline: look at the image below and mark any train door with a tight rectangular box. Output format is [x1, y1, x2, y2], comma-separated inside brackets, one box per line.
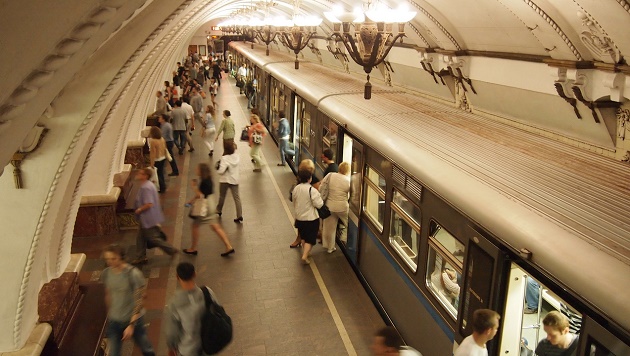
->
[340, 133, 363, 263]
[455, 226, 509, 356]
[578, 316, 630, 355]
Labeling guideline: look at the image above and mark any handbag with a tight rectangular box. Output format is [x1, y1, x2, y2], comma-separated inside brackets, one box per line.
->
[190, 197, 208, 218]
[252, 131, 263, 144]
[309, 187, 331, 219]
[240, 128, 249, 141]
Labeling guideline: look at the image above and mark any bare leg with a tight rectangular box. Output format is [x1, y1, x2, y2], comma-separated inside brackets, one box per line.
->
[211, 223, 233, 252]
[302, 242, 312, 263]
[187, 224, 200, 251]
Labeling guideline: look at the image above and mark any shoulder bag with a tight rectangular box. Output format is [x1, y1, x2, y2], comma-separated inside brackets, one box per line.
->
[309, 187, 331, 219]
[190, 197, 208, 218]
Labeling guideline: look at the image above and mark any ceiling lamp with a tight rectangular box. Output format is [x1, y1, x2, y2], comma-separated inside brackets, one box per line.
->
[279, 11, 322, 69]
[324, 2, 416, 99]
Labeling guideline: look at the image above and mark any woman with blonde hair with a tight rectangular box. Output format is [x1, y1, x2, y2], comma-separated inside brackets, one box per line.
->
[320, 161, 350, 253]
[183, 163, 235, 257]
[248, 113, 266, 172]
[292, 168, 324, 264]
[203, 105, 217, 157]
[148, 126, 168, 193]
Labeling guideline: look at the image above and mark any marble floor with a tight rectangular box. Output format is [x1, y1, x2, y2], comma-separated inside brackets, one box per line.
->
[72, 74, 385, 356]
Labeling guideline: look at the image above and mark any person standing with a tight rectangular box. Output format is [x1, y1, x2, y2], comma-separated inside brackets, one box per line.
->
[371, 326, 422, 356]
[131, 167, 178, 264]
[454, 309, 500, 356]
[276, 110, 295, 166]
[181, 98, 195, 153]
[147, 91, 168, 119]
[237, 63, 247, 94]
[209, 77, 218, 110]
[247, 113, 266, 172]
[182, 163, 235, 257]
[215, 110, 235, 146]
[190, 88, 204, 125]
[203, 105, 217, 157]
[215, 141, 243, 223]
[166, 263, 221, 356]
[321, 162, 350, 253]
[292, 168, 323, 264]
[158, 114, 179, 176]
[101, 244, 155, 356]
[148, 126, 168, 193]
[171, 101, 188, 155]
[535, 311, 579, 356]
[212, 60, 222, 87]
[321, 148, 338, 176]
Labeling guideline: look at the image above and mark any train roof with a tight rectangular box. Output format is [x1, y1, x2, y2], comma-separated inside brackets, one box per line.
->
[230, 42, 630, 332]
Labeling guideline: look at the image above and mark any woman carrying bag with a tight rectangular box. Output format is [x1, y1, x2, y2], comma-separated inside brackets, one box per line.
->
[182, 163, 235, 257]
[247, 113, 266, 172]
[291, 168, 324, 264]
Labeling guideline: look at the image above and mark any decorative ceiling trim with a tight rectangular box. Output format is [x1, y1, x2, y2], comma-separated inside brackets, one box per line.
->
[521, 0, 583, 60]
[615, 0, 630, 15]
[408, 23, 431, 48]
[572, 1, 623, 64]
[407, 0, 462, 51]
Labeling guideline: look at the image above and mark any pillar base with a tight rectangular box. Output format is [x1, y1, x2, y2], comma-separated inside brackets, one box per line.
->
[73, 188, 121, 237]
[124, 139, 147, 169]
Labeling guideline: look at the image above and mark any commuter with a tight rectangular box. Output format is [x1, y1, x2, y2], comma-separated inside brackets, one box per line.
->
[371, 326, 422, 356]
[166, 263, 222, 356]
[209, 77, 218, 109]
[181, 98, 195, 152]
[212, 60, 222, 86]
[204, 61, 211, 80]
[276, 110, 295, 166]
[172, 70, 180, 88]
[535, 311, 579, 356]
[247, 113, 266, 172]
[289, 159, 322, 248]
[215, 110, 235, 146]
[147, 90, 168, 119]
[291, 167, 324, 264]
[321, 162, 350, 253]
[237, 63, 247, 94]
[171, 100, 188, 155]
[202, 105, 217, 157]
[190, 88, 204, 124]
[101, 244, 155, 356]
[454, 309, 500, 356]
[196, 68, 205, 87]
[322, 148, 338, 176]
[148, 126, 168, 193]
[524, 278, 540, 314]
[246, 78, 257, 109]
[190, 62, 198, 83]
[158, 114, 179, 176]
[131, 167, 179, 264]
[215, 141, 243, 223]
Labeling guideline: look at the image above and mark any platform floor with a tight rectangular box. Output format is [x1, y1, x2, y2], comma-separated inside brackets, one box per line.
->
[72, 75, 385, 355]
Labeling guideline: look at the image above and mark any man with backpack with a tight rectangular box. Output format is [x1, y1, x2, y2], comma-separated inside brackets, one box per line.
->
[166, 262, 232, 356]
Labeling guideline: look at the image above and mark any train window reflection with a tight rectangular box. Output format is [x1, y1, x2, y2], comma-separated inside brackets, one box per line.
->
[393, 191, 421, 226]
[430, 221, 465, 263]
[364, 166, 385, 232]
[426, 246, 461, 319]
[389, 208, 420, 272]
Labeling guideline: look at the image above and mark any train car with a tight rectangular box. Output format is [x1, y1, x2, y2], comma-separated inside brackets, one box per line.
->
[229, 41, 630, 356]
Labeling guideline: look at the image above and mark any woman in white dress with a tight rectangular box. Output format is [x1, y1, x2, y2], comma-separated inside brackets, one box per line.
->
[321, 162, 351, 253]
[202, 105, 216, 157]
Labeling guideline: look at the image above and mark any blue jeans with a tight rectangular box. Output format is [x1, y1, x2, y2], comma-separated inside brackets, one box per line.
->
[174, 130, 187, 152]
[526, 278, 540, 310]
[106, 316, 155, 356]
[279, 139, 295, 165]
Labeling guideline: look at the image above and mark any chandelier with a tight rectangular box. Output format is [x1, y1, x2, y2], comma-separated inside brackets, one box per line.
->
[325, 2, 416, 99]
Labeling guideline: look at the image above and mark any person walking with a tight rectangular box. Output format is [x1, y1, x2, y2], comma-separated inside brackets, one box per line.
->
[158, 114, 179, 176]
[371, 326, 422, 356]
[215, 109, 235, 146]
[131, 167, 178, 264]
[190, 88, 204, 126]
[171, 100, 188, 155]
[166, 263, 222, 356]
[276, 110, 295, 166]
[247, 113, 266, 172]
[215, 141, 243, 223]
[202, 105, 217, 157]
[209, 77, 218, 110]
[181, 98, 195, 153]
[148, 126, 168, 193]
[182, 163, 235, 257]
[321, 162, 351, 253]
[291, 167, 324, 264]
[101, 244, 155, 356]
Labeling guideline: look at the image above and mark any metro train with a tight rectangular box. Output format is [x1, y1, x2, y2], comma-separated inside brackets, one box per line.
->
[228, 41, 630, 355]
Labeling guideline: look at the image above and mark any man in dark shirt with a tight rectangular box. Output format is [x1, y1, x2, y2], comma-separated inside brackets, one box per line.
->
[322, 148, 338, 177]
[535, 311, 579, 356]
[212, 61, 222, 86]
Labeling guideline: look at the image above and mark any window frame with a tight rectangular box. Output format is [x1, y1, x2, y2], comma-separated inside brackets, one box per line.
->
[363, 165, 386, 233]
[388, 189, 421, 272]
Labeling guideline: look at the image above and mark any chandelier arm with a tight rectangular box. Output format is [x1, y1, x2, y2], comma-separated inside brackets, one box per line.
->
[371, 33, 405, 67]
[338, 33, 367, 67]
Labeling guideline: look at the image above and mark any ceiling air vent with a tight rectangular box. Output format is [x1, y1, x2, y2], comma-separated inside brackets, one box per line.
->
[393, 165, 423, 202]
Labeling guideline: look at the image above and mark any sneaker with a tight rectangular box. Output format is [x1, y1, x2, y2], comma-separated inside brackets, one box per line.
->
[524, 307, 538, 314]
[327, 247, 337, 254]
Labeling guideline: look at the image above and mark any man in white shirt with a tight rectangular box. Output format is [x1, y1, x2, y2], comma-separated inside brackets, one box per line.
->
[454, 309, 500, 356]
[237, 63, 247, 94]
[371, 326, 422, 356]
[181, 99, 195, 152]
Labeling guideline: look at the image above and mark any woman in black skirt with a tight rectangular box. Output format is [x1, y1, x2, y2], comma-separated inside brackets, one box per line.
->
[291, 168, 324, 264]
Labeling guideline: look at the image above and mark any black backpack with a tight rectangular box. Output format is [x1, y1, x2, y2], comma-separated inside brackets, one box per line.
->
[200, 287, 232, 354]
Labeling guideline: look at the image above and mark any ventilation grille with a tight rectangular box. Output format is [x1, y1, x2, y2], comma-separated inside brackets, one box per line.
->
[393, 165, 423, 202]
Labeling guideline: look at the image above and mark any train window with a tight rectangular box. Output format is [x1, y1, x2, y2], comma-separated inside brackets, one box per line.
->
[301, 109, 311, 147]
[364, 166, 386, 232]
[426, 222, 464, 319]
[322, 119, 338, 161]
[348, 139, 363, 214]
[389, 191, 421, 272]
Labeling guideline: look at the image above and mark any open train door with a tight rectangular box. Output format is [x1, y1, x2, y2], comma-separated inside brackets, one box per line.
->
[457, 225, 510, 356]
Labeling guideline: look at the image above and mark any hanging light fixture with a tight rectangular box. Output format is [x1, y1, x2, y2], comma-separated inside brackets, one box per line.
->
[324, 2, 416, 99]
[278, 1, 322, 69]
